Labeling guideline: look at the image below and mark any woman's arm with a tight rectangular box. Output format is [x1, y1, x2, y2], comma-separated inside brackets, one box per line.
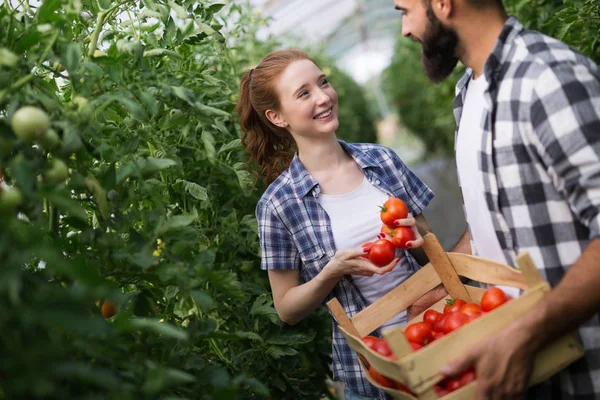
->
[269, 248, 399, 325]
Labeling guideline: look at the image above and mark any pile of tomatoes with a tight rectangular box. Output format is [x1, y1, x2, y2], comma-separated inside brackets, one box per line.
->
[362, 197, 416, 267]
[361, 286, 510, 397]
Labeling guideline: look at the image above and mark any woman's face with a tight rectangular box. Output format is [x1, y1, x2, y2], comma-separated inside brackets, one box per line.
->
[266, 59, 339, 139]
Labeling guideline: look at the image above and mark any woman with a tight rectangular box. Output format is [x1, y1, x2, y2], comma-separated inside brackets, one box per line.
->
[236, 49, 438, 400]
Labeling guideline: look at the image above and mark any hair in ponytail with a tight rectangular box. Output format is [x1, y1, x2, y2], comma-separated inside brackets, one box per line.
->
[235, 49, 316, 185]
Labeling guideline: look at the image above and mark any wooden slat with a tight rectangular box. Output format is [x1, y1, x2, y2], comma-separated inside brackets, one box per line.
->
[351, 263, 442, 337]
[423, 233, 472, 302]
[516, 251, 545, 289]
[326, 298, 361, 337]
[382, 326, 414, 362]
[448, 253, 528, 290]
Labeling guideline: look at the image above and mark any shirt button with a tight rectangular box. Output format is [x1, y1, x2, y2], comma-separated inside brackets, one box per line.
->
[375, 180, 380, 185]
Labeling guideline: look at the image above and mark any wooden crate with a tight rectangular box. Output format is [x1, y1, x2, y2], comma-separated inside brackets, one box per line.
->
[327, 233, 584, 399]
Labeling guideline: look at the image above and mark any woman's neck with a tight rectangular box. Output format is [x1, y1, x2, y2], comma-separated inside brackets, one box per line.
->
[297, 136, 348, 175]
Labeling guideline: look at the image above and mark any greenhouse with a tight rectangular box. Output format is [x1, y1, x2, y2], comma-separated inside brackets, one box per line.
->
[1, 0, 599, 399]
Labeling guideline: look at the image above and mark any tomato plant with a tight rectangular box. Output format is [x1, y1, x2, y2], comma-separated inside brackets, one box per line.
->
[367, 239, 396, 267]
[380, 197, 408, 226]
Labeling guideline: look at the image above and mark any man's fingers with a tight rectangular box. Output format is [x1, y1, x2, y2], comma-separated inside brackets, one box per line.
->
[440, 348, 477, 377]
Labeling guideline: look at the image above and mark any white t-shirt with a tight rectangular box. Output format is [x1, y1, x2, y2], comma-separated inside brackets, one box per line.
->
[318, 177, 413, 327]
[456, 75, 520, 298]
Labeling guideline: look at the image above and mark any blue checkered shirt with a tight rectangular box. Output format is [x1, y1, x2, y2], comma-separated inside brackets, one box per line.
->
[256, 141, 434, 398]
[454, 16, 600, 398]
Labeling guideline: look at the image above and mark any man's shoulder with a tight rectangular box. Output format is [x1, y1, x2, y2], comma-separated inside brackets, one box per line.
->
[511, 28, 599, 78]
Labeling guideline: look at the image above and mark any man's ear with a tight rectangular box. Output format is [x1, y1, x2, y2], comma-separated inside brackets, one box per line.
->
[432, 0, 453, 19]
[265, 109, 288, 128]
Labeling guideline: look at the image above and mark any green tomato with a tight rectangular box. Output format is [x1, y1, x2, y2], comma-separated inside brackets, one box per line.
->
[45, 159, 69, 182]
[72, 96, 94, 122]
[0, 188, 23, 211]
[11, 106, 51, 143]
[40, 128, 61, 149]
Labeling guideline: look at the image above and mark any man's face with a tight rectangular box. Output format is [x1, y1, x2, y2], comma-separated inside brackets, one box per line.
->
[395, 0, 459, 83]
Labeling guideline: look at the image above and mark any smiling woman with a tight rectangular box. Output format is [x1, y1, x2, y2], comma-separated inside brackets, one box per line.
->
[235, 49, 438, 399]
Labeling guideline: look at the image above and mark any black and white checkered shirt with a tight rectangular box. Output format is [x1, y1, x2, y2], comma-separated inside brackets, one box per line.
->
[454, 16, 600, 398]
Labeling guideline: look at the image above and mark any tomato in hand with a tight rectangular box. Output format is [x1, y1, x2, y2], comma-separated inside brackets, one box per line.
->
[460, 302, 482, 317]
[423, 309, 442, 326]
[362, 335, 380, 351]
[443, 298, 467, 314]
[380, 197, 408, 226]
[442, 312, 469, 334]
[480, 287, 509, 312]
[367, 239, 396, 267]
[405, 321, 433, 345]
[391, 226, 415, 249]
[380, 225, 393, 236]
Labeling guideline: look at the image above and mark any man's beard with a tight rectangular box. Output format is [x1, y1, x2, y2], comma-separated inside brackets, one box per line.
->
[420, 5, 459, 83]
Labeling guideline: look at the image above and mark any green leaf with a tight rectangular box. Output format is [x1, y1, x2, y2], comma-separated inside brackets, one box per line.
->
[218, 138, 242, 155]
[195, 102, 230, 118]
[202, 131, 216, 164]
[233, 162, 253, 190]
[63, 42, 81, 73]
[168, 1, 188, 19]
[142, 367, 195, 394]
[37, 0, 62, 23]
[53, 362, 121, 389]
[122, 318, 189, 340]
[155, 213, 197, 235]
[45, 192, 87, 221]
[176, 179, 208, 201]
[143, 48, 182, 59]
[0, 48, 19, 67]
[266, 346, 298, 359]
[250, 295, 281, 325]
[191, 289, 214, 312]
[266, 331, 316, 346]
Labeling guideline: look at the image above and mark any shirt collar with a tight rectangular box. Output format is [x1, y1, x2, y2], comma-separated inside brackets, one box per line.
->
[289, 140, 380, 198]
[456, 15, 523, 95]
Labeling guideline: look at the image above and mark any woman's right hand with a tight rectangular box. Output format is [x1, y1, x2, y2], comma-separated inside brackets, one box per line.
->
[324, 248, 399, 280]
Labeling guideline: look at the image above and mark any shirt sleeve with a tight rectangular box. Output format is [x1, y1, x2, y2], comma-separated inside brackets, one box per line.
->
[256, 199, 301, 270]
[388, 149, 435, 216]
[528, 63, 600, 239]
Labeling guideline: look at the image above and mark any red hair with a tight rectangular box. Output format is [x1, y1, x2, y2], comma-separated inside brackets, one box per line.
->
[235, 49, 318, 185]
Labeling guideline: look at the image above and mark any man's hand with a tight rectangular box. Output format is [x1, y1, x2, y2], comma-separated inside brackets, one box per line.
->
[440, 321, 536, 400]
[406, 284, 448, 321]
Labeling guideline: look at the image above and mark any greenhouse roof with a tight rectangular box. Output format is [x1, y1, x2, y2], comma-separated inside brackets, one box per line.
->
[248, 0, 403, 83]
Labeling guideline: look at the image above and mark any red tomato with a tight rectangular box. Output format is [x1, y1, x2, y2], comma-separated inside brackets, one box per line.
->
[368, 239, 396, 267]
[446, 378, 463, 392]
[432, 330, 445, 341]
[380, 225, 393, 236]
[391, 226, 415, 249]
[362, 335, 380, 351]
[368, 365, 395, 388]
[442, 312, 469, 334]
[481, 287, 509, 312]
[423, 309, 442, 326]
[380, 197, 408, 226]
[409, 341, 423, 351]
[405, 322, 433, 345]
[372, 339, 393, 358]
[459, 369, 477, 386]
[460, 302, 482, 317]
[433, 313, 449, 332]
[434, 385, 449, 397]
[444, 298, 467, 314]
[393, 380, 415, 394]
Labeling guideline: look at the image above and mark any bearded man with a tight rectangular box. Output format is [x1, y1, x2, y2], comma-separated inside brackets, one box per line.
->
[394, 0, 600, 399]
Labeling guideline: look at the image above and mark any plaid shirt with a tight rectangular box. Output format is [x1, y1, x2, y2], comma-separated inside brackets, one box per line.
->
[454, 16, 600, 398]
[256, 141, 434, 398]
